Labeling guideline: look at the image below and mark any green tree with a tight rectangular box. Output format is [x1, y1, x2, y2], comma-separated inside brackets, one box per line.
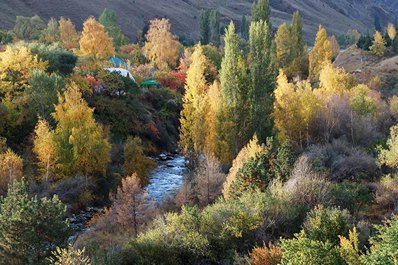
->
[99, 8, 129, 49]
[249, 20, 275, 143]
[40, 18, 60, 43]
[251, 0, 271, 24]
[0, 179, 70, 264]
[13, 15, 46, 40]
[309, 25, 333, 79]
[289, 11, 308, 78]
[361, 215, 398, 264]
[52, 84, 111, 178]
[28, 69, 65, 119]
[123, 137, 156, 185]
[219, 22, 248, 163]
[209, 10, 220, 46]
[241, 16, 249, 40]
[275, 23, 292, 72]
[199, 9, 210, 45]
[378, 124, 398, 171]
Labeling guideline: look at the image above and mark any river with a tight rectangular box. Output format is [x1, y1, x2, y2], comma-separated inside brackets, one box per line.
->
[70, 153, 186, 234]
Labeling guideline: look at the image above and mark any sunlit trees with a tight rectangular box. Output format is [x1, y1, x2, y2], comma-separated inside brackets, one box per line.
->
[41, 18, 60, 44]
[387, 23, 397, 41]
[123, 137, 156, 185]
[99, 8, 129, 49]
[309, 25, 333, 79]
[0, 179, 70, 264]
[59, 17, 79, 50]
[79, 17, 115, 60]
[33, 118, 57, 182]
[0, 149, 23, 194]
[329, 35, 340, 59]
[249, 20, 275, 143]
[180, 45, 209, 161]
[370, 31, 386, 57]
[275, 11, 308, 79]
[143, 18, 181, 70]
[52, 84, 111, 178]
[110, 173, 149, 237]
[218, 22, 248, 163]
[49, 245, 92, 265]
[378, 124, 398, 171]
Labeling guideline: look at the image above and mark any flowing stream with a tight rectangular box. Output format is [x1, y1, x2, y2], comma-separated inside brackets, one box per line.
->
[70, 153, 186, 234]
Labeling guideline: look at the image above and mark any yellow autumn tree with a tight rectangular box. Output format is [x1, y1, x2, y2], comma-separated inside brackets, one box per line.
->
[329, 35, 340, 59]
[273, 70, 301, 145]
[222, 135, 266, 200]
[179, 45, 209, 162]
[275, 23, 292, 69]
[204, 81, 221, 157]
[318, 63, 356, 95]
[33, 118, 58, 182]
[0, 149, 23, 193]
[52, 83, 111, 178]
[79, 17, 115, 60]
[309, 25, 333, 79]
[387, 23, 397, 41]
[370, 31, 386, 57]
[0, 45, 47, 98]
[59, 17, 79, 50]
[143, 18, 181, 70]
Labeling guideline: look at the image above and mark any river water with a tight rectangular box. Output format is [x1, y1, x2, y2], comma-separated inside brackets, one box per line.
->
[70, 154, 186, 233]
[145, 154, 186, 202]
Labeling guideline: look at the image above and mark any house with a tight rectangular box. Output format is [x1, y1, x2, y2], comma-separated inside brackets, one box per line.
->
[108, 56, 129, 68]
[104, 68, 136, 83]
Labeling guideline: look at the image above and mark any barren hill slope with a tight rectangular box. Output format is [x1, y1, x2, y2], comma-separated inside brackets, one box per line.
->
[0, 0, 397, 42]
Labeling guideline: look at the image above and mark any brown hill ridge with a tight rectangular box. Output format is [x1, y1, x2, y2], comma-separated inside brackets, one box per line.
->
[0, 0, 397, 42]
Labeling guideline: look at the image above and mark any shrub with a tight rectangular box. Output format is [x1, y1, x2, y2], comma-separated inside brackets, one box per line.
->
[48, 245, 92, 265]
[303, 205, 351, 245]
[331, 181, 373, 214]
[249, 242, 282, 265]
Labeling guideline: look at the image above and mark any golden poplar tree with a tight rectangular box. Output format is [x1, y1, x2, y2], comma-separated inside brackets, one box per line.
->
[370, 31, 386, 57]
[275, 23, 292, 69]
[79, 17, 115, 60]
[204, 81, 221, 157]
[143, 18, 181, 70]
[52, 83, 111, 178]
[33, 118, 58, 182]
[179, 45, 209, 161]
[329, 35, 340, 59]
[309, 25, 333, 79]
[59, 17, 79, 50]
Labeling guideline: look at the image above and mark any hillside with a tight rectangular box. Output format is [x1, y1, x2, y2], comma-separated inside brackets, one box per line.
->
[0, 0, 397, 43]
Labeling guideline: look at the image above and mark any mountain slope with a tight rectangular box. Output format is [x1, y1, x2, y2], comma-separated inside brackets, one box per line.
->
[0, 0, 397, 42]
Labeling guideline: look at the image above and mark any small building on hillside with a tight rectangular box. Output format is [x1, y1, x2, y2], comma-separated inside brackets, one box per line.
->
[104, 68, 136, 83]
[108, 56, 129, 68]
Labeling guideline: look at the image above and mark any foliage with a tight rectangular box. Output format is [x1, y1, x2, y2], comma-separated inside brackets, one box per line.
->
[309, 25, 333, 79]
[249, 19, 275, 142]
[332, 182, 373, 214]
[13, 15, 46, 40]
[280, 231, 345, 265]
[52, 84, 111, 178]
[339, 228, 361, 265]
[199, 9, 210, 45]
[378, 124, 398, 171]
[370, 31, 386, 57]
[123, 137, 156, 185]
[357, 34, 373, 51]
[251, 0, 271, 24]
[143, 18, 181, 70]
[59, 17, 79, 50]
[40, 18, 60, 44]
[303, 205, 351, 245]
[0, 30, 13, 45]
[0, 179, 70, 264]
[0, 149, 23, 194]
[49, 245, 92, 265]
[99, 8, 129, 49]
[361, 215, 398, 264]
[79, 17, 115, 60]
[249, 242, 282, 265]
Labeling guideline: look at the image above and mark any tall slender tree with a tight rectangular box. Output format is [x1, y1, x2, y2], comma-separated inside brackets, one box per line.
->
[309, 25, 333, 79]
[99, 8, 129, 49]
[209, 10, 220, 46]
[251, 0, 271, 25]
[218, 22, 249, 164]
[241, 16, 249, 40]
[249, 20, 275, 143]
[199, 9, 210, 45]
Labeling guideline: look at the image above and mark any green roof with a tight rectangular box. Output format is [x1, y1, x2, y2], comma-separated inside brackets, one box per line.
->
[140, 80, 161, 86]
